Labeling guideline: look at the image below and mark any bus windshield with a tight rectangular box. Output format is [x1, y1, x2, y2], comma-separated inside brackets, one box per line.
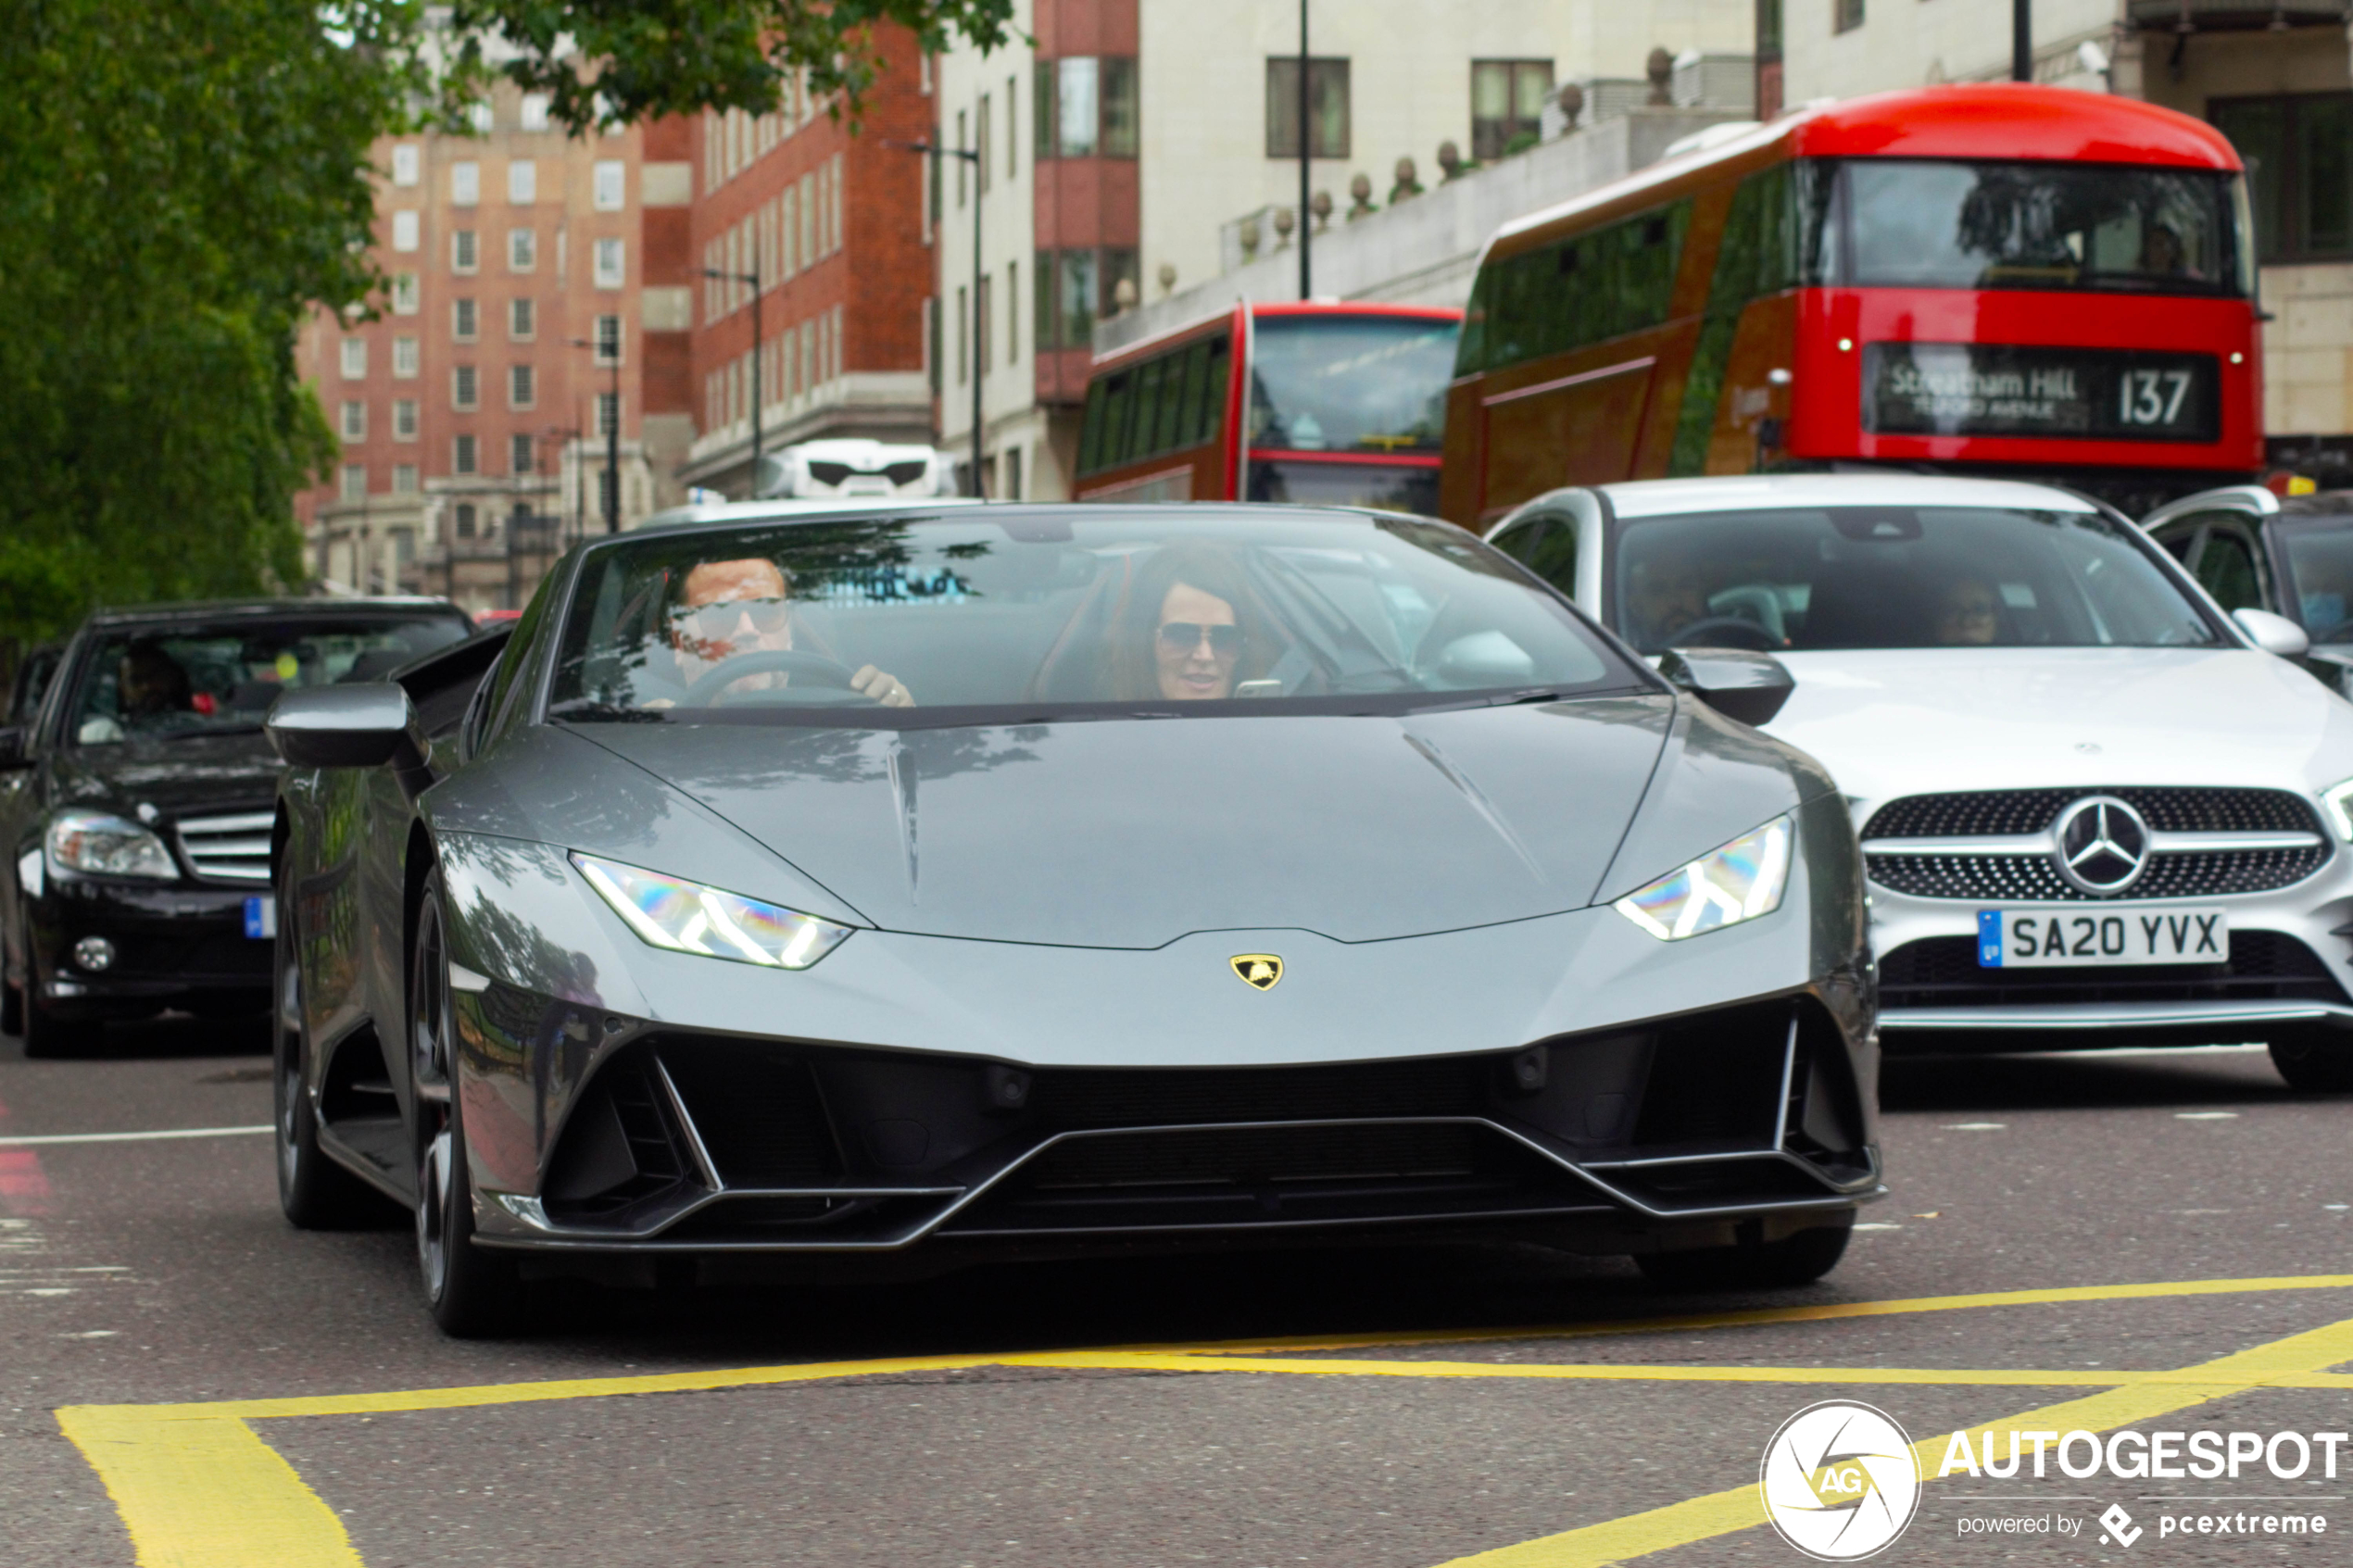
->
[1247, 314, 1458, 454]
[1840, 159, 2245, 296]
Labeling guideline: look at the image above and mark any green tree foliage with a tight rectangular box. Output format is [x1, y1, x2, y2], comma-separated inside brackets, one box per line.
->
[0, 0, 1015, 650]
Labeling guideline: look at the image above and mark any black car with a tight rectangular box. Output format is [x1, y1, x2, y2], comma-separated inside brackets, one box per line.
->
[0, 599, 472, 1054]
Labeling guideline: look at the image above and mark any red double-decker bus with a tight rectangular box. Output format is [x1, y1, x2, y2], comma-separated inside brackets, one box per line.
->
[1076, 302, 1461, 515]
[1440, 84, 2263, 525]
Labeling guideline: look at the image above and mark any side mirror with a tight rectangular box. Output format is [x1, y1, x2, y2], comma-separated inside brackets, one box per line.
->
[267, 686, 432, 795]
[0, 727, 28, 770]
[2233, 607, 2310, 659]
[1657, 647, 1795, 727]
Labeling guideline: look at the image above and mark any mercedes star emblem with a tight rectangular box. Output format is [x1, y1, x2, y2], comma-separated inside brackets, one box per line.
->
[2052, 795, 2152, 896]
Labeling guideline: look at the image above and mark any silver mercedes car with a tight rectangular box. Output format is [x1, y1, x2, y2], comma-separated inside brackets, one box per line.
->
[1484, 472, 2353, 1090]
[266, 503, 1880, 1334]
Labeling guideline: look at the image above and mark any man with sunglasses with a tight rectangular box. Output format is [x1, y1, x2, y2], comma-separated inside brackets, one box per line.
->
[664, 558, 914, 707]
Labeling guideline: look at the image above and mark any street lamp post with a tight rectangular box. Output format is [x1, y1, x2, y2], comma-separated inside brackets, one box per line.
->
[895, 137, 985, 497]
[700, 265, 764, 495]
[571, 328, 624, 533]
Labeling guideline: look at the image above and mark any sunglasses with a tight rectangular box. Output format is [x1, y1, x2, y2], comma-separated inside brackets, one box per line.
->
[673, 596, 793, 639]
[1157, 621, 1243, 659]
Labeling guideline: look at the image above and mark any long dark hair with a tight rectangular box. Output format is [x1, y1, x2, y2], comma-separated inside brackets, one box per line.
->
[1107, 540, 1274, 700]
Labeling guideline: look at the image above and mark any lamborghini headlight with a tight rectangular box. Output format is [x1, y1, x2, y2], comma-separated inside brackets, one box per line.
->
[46, 810, 178, 880]
[2322, 778, 2353, 841]
[1613, 817, 1793, 941]
[573, 853, 853, 970]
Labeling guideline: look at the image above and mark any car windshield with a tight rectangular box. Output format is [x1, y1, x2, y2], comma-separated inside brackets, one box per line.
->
[1612, 506, 2222, 655]
[547, 510, 1629, 723]
[1841, 159, 2244, 296]
[70, 616, 472, 746]
[2282, 520, 2353, 642]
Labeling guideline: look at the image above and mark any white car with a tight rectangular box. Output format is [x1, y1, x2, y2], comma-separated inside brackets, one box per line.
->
[1484, 472, 2353, 1089]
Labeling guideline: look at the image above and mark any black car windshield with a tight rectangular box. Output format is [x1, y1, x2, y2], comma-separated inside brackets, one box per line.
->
[1614, 506, 2222, 655]
[1841, 159, 2244, 296]
[70, 615, 472, 746]
[2281, 520, 2353, 642]
[547, 510, 1629, 723]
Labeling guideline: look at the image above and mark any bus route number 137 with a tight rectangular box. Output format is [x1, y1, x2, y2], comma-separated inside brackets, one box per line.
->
[2120, 368, 2194, 428]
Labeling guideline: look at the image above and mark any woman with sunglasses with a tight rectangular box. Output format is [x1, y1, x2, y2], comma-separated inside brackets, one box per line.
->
[661, 558, 914, 707]
[1112, 542, 1270, 702]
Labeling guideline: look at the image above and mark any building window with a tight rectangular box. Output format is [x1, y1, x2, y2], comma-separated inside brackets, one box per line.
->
[1007, 72, 1020, 179]
[2214, 94, 2353, 262]
[393, 398, 418, 439]
[1034, 247, 1138, 350]
[1266, 58, 1350, 159]
[452, 230, 477, 272]
[509, 364, 535, 409]
[829, 155, 845, 253]
[1471, 61, 1554, 161]
[393, 336, 419, 377]
[1006, 445, 1023, 499]
[340, 338, 368, 379]
[453, 298, 477, 340]
[508, 159, 535, 204]
[956, 109, 969, 204]
[509, 229, 535, 271]
[1032, 56, 1140, 161]
[510, 297, 535, 340]
[1008, 259, 1020, 363]
[340, 463, 367, 501]
[1832, 0, 1865, 31]
[390, 273, 420, 314]
[977, 271, 992, 374]
[594, 159, 625, 210]
[391, 210, 420, 252]
[340, 400, 367, 440]
[393, 463, 419, 494]
[978, 94, 991, 194]
[453, 365, 478, 410]
[453, 434, 478, 475]
[391, 144, 420, 186]
[520, 94, 550, 132]
[595, 314, 622, 363]
[510, 433, 535, 473]
[597, 392, 620, 436]
[799, 171, 816, 262]
[594, 237, 625, 289]
[451, 161, 479, 207]
[455, 501, 477, 538]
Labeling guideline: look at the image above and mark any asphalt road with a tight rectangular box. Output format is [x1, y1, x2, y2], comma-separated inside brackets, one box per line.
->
[5, 1019, 2352, 1568]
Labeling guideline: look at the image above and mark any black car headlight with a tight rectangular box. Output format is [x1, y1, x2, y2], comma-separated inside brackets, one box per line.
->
[46, 810, 178, 881]
[573, 852, 853, 970]
[1613, 816, 1793, 940]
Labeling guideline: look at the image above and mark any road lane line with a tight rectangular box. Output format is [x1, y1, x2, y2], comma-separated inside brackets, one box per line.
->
[53, 1281, 2353, 1568]
[57, 1407, 363, 1568]
[0, 1125, 271, 1148]
[1424, 1313, 2353, 1568]
[1131, 1273, 2353, 1355]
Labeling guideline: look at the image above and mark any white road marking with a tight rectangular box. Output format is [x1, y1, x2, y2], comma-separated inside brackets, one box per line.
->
[2175, 1111, 2239, 1121]
[0, 1124, 271, 1148]
[1944, 1122, 2007, 1131]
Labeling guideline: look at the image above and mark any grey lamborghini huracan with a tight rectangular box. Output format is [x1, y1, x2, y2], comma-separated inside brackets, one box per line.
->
[267, 503, 1881, 1334]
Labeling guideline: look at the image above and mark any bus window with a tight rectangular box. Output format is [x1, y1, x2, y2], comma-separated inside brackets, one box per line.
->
[1197, 335, 1230, 443]
[1842, 161, 2244, 296]
[1078, 380, 1109, 474]
[1463, 202, 1691, 376]
[1247, 314, 1457, 454]
[1132, 358, 1168, 461]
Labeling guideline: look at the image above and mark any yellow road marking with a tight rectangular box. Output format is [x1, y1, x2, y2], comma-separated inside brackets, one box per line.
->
[1426, 1313, 2353, 1567]
[51, 1275, 2353, 1568]
[1136, 1272, 2353, 1356]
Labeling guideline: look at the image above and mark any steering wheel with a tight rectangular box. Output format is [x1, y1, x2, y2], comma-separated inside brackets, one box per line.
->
[1665, 617, 1782, 654]
[681, 649, 872, 708]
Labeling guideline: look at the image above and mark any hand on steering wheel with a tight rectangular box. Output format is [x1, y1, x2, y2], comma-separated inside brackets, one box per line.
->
[680, 648, 860, 707]
[1665, 616, 1782, 653]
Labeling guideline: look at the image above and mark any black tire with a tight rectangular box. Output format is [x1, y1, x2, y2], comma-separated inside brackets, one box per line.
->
[18, 910, 89, 1058]
[1636, 1223, 1852, 1291]
[2269, 1031, 2353, 1093]
[274, 885, 379, 1227]
[411, 872, 518, 1336]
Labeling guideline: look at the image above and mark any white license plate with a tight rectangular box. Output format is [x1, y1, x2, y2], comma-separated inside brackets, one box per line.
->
[243, 896, 277, 940]
[1976, 908, 2227, 968]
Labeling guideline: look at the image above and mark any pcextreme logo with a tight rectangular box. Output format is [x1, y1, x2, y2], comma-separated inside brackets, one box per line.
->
[1759, 1400, 1924, 1561]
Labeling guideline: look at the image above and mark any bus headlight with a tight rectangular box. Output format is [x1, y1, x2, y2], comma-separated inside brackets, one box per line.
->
[1614, 818, 1793, 941]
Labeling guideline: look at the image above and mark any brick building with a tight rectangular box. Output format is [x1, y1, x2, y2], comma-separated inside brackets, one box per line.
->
[296, 80, 690, 614]
[679, 35, 938, 496]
